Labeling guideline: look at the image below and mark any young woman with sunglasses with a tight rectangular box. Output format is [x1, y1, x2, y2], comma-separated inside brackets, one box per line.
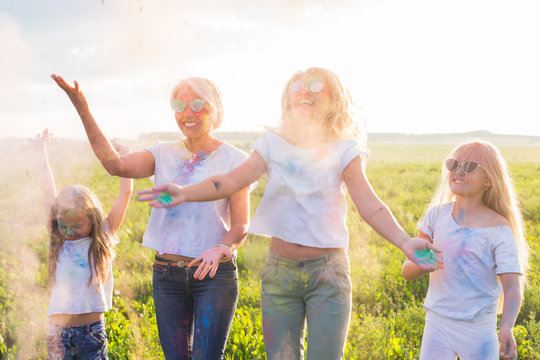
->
[138, 67, 443, 360]
[402, 140, 528, 360]
[51, 74, 250, 360]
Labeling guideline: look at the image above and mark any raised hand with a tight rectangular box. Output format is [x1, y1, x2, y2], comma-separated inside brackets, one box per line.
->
[50, 74, 89, 109]
[137, 183, 186, 208]
[402, 237, 444, 271]
[189, 244, 233, 280]
[33, 128, 52, 150]
[110, 138, 130, 156]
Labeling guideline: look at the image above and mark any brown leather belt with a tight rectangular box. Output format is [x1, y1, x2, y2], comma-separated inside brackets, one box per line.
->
[154, 255, 231, 268]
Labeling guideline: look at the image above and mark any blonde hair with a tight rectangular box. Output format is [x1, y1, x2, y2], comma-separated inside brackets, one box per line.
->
[170, 77, 224, 130]
[49, 185, 115, 288]
[426, 139, 529, 297]
[280, 67, 367, 150]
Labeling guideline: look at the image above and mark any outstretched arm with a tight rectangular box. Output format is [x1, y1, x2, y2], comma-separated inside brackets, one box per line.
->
[105, 140, 133, 235]
[34, 129, 57, 233]
[138, 150, 266, 207]
[498, 273, 522, 359]
[51, 74, 155, 178]
[343, 157, 443, 271]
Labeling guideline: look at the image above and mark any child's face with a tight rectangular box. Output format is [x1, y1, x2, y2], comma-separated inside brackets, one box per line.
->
[57, 209, 92, 240]
[289, 74, 331, 119]
[447, 155, 490, 198]
[172, 85, 213, 140]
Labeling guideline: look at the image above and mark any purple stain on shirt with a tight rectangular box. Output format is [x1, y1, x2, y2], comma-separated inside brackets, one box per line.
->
[175, 151, 210, 182]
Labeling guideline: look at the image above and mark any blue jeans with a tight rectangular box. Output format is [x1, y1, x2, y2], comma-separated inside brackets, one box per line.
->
[46, 320, 108, 360]
[153, 255, 239, 360]
[261, 249, 352, 360]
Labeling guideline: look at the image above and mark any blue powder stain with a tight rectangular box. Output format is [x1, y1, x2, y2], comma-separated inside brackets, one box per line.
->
[284, 157, 305, 176]
[203, 314, 210, 328]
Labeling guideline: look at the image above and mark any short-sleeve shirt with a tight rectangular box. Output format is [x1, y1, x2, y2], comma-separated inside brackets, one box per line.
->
[143, 141, 248, 257]
[249, 131, 364, 248]
[419, 202, 523, 321]
[47, 222, 118, 316]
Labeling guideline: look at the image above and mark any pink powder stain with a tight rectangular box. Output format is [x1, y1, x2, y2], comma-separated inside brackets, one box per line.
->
[262, 316, 275, 345]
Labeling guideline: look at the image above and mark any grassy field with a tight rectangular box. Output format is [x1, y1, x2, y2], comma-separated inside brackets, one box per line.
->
[0, 140, 539, 359]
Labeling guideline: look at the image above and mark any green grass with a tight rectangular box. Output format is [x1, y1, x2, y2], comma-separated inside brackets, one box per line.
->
[1, 141, 539, 359]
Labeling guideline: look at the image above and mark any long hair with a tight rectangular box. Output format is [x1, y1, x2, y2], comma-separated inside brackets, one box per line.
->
[425, 139, 529, 297]
[170, 77, 224, 130]
[280, 67, 367, 154]
[48, 185, 115, 288]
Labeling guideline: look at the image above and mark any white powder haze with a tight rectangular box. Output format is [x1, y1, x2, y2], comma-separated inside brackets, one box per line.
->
[1, 0, 540, 139]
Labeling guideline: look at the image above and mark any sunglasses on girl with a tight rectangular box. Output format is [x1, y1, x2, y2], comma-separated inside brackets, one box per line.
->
[171, 99, 205, 113]
[290, 80, 324, 93]
[445, 158, 484, 174]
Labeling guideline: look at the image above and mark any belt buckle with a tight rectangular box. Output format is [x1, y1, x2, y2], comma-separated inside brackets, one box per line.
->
[176, 261, 190, 268]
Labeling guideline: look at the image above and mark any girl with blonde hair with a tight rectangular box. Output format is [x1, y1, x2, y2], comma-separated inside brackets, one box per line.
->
[139, 67, 443, 360]
[402, 139, 528, 360]
[35, 129, 132, 359]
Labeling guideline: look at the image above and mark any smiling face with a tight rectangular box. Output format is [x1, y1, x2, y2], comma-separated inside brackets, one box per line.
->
[288, 73, 332, 120]
[447, 154, 491, 199]
[172, 85, 213, 139]
[56, 209, 92, 240]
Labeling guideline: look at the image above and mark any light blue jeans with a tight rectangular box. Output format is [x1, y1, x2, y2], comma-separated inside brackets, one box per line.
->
[261, 249, 352, 360]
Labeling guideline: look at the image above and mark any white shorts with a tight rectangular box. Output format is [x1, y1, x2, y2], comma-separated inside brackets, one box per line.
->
[419, 310, 499, 360]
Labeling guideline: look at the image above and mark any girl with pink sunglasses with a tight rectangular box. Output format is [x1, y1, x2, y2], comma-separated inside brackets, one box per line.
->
[402, 140, 528, 360]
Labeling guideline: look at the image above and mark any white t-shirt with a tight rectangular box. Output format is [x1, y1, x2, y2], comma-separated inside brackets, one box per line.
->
[143, 141, 248, 257]
[419, 202, 523, 321]
[47, 227, 118, 316]
[249, 132, 364, 248]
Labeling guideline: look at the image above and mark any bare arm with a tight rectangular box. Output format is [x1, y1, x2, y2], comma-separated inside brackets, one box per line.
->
[190, 186, 250, 280]
[51, 74, 155, 178]
[401, 231, 434, 280]
[498, 273, 522, 359]
[343, 157, 443, 270]
[34, 129, 57, 233]
[138, 150, 266, 207]
[105, 140, 133, 234]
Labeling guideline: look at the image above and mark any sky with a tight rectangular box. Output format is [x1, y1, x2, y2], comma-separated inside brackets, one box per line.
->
[1, 0, 540, 139]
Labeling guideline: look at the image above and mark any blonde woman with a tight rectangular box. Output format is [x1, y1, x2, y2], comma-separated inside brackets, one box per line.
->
[139, 67, 443, 360]
[51, 75, 249, 360]
[402, 140, 528, 360]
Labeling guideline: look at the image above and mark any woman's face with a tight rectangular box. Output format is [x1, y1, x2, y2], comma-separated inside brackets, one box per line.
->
[288, 74, 331, 120]
[172, 85, 213, 139]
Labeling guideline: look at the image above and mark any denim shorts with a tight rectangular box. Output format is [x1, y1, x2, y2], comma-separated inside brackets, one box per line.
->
[261, 249, 352, 360]
[46, 319, 108, 360]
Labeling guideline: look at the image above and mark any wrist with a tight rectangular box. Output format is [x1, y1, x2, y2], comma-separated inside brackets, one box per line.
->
[395, 234, 412, 251]
[213, 243, 231, 250]
[499, 324, 514, 332]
